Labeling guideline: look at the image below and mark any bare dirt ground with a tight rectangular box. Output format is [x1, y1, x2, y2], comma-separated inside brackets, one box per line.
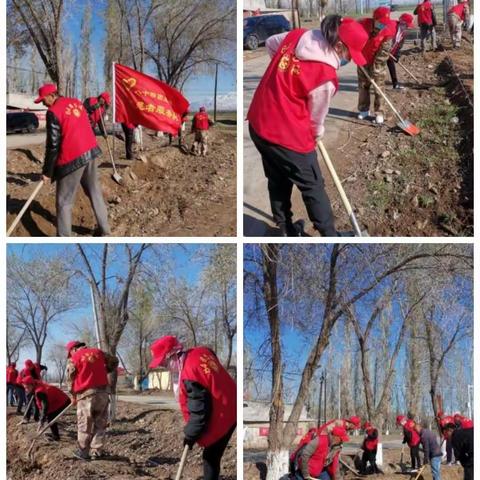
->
[244, 445, 463, 480]
[6, 113, 236, 237]
[311, 30, 473, 237]
[7, 401, 236, 479]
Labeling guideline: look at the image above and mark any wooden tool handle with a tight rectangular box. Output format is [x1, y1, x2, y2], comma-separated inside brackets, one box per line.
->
[7, 180, 44, 237]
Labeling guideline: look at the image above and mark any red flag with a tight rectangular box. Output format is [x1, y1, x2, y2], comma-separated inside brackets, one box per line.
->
[114, 63, 189, 135]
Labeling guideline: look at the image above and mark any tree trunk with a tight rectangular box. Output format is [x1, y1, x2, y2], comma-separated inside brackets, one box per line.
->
[266, 449, 290, 480]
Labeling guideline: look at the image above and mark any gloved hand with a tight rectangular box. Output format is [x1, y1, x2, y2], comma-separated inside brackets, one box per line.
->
[183, 437, 195, 450]
[315, 134, 324, 144]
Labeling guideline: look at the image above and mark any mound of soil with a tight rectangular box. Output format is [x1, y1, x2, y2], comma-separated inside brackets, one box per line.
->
[6, 116, 236, 237]
[7, 401, 236, 479]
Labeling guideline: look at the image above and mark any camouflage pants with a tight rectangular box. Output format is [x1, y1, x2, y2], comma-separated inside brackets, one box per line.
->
[193, 130, 208, 156]
[357, 65, 386, 116]
[76, 392, 110, 455]
[448, 13, 463, 47]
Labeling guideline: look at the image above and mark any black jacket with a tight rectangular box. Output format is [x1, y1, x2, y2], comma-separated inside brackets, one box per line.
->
[452, 428, 473, 468]
[183, 379, 212, 442]
[43, 110, 101, 181]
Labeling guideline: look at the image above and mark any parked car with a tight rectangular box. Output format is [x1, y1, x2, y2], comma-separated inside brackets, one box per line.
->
[244, 14, 291, 50]
[7, 112, 39, 134]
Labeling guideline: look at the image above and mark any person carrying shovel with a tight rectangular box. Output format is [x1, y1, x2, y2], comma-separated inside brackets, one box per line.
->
[148, 336, 236, 480]
[34, 83, 111, 237]
[65, 340, 118, 461]
[20, 375, 71, 441]
[387, 13, 415, 90]
[247, 15, 369, 237]
[357, 7, 396, 125]
[84, 92, 110, 137]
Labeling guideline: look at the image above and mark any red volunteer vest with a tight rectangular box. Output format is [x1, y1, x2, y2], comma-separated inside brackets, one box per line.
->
[363, 427, 379, 451]
[404, 420, 421, 447]
[86, 97, 105, 125]
[360, 19, 397, 66]
[417, 2, 433, 25]
[35, 383, 70, 414]
[193, 112, 210, 130]
[391, 21, 407, 56]
[290, 427, 319, 462]
[449, 4, 466, 20]
[248, 28, 339, 153]
[179, 347, 236, 447]
[6, 366, 18, 384]
[71, 347, 109, 393]
[48, 97, 98, 168]
[295, 434, 340, 478]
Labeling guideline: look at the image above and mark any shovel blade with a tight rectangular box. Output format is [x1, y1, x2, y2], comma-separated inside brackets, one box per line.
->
[397, 120, 421, 136]
[112, 173, 123, 185]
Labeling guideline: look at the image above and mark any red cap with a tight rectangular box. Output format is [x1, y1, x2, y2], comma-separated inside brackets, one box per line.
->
[99, 92, 111, 104]
[34, 83, 57, 104]
[66, 340, 84, 357]
[338, 18, 369, 66]
[373, 7, 390, 23]
[21, 375, 37, 386]
[149, 336, 183, 369]
[396, 415, 406, 425]
[348, 416, 361, 428]
[363, 421, 371, 430]
[461, 419, 473, 428]
[25, 359, 34, 369]
[399, 13, 414, 28]
[440, 416, 455, 428]
[332, 426, 349, 442]
[453, 413, 462, 420]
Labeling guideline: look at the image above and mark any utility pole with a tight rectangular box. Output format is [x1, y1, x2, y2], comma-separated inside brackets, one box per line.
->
[214, 63, 218, 123]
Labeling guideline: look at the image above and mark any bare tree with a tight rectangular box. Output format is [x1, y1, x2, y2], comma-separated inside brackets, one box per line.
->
[48, 344, 68, 387]
[7, 318, 27, 364]
[80, 1, 92, 98]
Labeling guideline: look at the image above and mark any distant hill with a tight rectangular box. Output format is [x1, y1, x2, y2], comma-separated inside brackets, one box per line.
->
[189, 91, 236, 112]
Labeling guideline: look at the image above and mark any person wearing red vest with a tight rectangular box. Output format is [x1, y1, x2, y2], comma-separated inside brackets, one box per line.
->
[414, 0, 437, 52]
[443, 418, 473, 480]
[84, 92, 110, 136]
[6, 362, 18, 407]
[34, 83, 110, 236]
[149, 336, 236, 480]
[387, 13, 414, 90]
[66, 340, 118, 460]
[291, 426, 348, 479]
[19, 359, 41, 422]
[191, 107, 214, 156]
[448, 0, 470, 48]
[247, 15, 368, 237]
[438, 413, 456, 464]
[357, 7, 396, 124]
[402, 418, 421, 472]
[21, 375, 71, 441]
[361, 421, 380, 474]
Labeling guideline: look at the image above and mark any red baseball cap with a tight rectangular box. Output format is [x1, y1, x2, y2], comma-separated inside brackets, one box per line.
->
[149, 336, 183, 369]
[348, 415, 361, 428]
[99, 92, 111, 104]
[332, 426, 349, 442]
[461, 419, 473, 428]
[34, 83, 57, 104]
[399, 13, 414, 28]
[373, 6, 391, 23]
[66, 340, 85, 357]
[338, 18, 368, 66]
[363, 421, 371, 430]
[24, 359, 34, 369]
[396, 415, 406, 425]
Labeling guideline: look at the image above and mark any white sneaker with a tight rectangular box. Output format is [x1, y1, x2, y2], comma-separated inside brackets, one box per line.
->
[357, 110, 370, 120]
[374, 114, 384, 124]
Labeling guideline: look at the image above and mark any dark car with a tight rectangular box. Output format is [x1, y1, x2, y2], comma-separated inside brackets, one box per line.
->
[7, 112, 39, 134]
[244, 14, 291, 50]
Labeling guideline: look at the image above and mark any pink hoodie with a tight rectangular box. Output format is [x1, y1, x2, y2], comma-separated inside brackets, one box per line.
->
[266, 29, 340, 139]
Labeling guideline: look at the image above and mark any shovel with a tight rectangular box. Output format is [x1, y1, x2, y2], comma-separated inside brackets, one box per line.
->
[7, 180, 44, 237]
[359, 66, 421, 136]
[388, 53, 421, 84]
[175, 445, 190, 480]
[16, 395, 35, 425]
[100, 115, 123, 185]
[317, 140, 364, 237]
[413, 465, 426, 480]
[27, 402, 73, 461]
[339, 457, 367, 477]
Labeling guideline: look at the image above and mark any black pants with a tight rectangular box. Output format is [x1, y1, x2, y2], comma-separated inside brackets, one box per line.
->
[121, 123, 134, 160]
[15, 386, 25, 413]
[250, 125, 336, 236]
[361, 450, 378, 473]
[203, 424, 236, 480]
[44, 401, 71, 440]
[25, 393, 39, 421]
[446, 437, 453, 463]
[410, 445, 421, 469]
[387, 57, 399, 86]
[464, 465, 473, 480]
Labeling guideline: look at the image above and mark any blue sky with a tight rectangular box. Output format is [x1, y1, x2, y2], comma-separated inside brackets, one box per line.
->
[8, 243, 215, 363]
[65, 0, 236, 109]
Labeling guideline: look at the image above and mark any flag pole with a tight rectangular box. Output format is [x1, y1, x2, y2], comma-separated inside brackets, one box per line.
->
[112, 61, 116, 162]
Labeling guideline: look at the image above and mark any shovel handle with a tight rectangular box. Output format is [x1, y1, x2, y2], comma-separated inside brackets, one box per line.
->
[413, 465, 426, 480]
[17, 395, 35, 425]
[7, 180, 44, 237]
[100, 116, 120, 175]
[317, 141, 362, 237]
[388, 54, 421, 84]
[359, 66, 405, 124]
[175, 445, 190, 480]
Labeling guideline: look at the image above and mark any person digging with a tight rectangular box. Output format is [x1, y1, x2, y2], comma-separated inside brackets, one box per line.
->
[361, 421, 380, 474]
[66, 340, 118, 461]
[148, 336, 236, 480]
[447, 0, 470, 49]
[34, 83, 111, 237]
[21, 375, 71, 441]
[247, 15, 369, 237]
[443, 419, 473, 480]
[84, 92, 111, 137]
[318, 415, 362, 434]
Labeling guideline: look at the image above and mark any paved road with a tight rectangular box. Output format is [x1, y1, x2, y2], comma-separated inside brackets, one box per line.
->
[118, 394, 179, 410]
[7, 131, 46, 149]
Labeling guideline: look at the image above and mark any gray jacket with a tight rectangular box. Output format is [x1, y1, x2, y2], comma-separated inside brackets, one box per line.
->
[419, 428, 442, 463]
